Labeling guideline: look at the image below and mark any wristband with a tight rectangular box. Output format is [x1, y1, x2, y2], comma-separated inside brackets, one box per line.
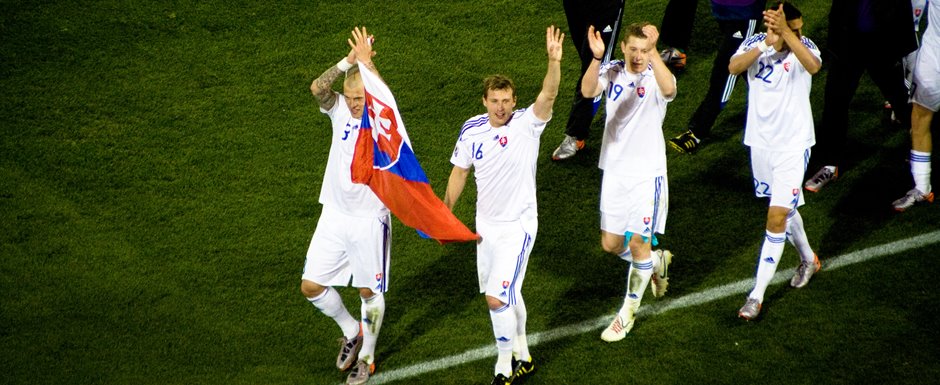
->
[336, 58, 353, 72]
[757, 40, 769, 53]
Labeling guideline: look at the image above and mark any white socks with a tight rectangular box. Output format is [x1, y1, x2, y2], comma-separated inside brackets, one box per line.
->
[489, 303, 516, 376]
[513, 296, 531, 362]
[626, 258, 654, 302]
[911, 150, 932, 194]
[786, 210, 815, 264]
[749, 230, 786, 302]
[359, 293, 385, 364]
[308, 287, 359, 339]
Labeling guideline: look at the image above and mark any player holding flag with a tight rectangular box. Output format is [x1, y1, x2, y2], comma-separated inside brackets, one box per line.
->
[444, 26, 564, 385]
[302, 27, 388, 385]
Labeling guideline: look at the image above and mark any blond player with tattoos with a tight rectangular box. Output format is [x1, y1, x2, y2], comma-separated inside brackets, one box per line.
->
[302, 26, 387, 385]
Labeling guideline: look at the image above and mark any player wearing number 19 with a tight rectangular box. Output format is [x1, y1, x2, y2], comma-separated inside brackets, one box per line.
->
[444, 26, 565, 385]
[728, 2, 821, 321]
[578, 22, 677, 343]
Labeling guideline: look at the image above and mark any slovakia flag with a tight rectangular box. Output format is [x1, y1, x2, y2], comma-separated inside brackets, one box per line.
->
[351, 62, 479, 244]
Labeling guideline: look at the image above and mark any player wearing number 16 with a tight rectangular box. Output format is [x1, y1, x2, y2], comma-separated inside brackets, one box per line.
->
[443, 26, 564, 385]
[728, 2, 822, 321]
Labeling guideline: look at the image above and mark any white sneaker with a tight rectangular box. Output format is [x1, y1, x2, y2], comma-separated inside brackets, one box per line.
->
[601, 298, 639, 342]
[650, 249, 673, 298]
[892, 188, 934, 212]
[551, 135, 584, 161]
[804, 166, 838, 192]
[790, 254, 821, 288]
[738, 298, 761, 321]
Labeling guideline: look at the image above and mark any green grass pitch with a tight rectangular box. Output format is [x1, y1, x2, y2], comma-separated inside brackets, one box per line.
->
[2, 0, 939, 384]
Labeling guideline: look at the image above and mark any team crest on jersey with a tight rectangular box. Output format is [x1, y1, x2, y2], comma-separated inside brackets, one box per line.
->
[784, 62, 791, 72]
[637, 87, 646, 98]
[499, 136, 508, 147]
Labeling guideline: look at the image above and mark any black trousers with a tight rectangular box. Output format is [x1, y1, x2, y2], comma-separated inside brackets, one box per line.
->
[562, 0, 625, 140]
[687, 18, 756, 138]
[813, 40, 911, 168]
[659, 0, 698, 51]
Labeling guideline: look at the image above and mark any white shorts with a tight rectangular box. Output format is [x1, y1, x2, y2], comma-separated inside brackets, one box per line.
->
[599, 173, 668, 237]
[911, 37, 940, 112]
[475, 215, 537, 305]
[750, 147, 810, 209]
[302, 206, 391, 292]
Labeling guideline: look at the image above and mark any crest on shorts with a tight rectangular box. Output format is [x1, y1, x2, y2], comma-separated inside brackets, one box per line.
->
[637, 86, 646, 98]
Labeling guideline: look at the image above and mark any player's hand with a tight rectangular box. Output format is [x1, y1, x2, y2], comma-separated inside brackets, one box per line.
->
[642, 24, 660, 51]
[546, 25, 564, 62]
[586, 25, 606, 60]
[348, 26, 376, 64]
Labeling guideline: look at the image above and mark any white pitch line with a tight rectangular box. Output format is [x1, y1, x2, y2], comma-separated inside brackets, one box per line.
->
[359, 230, 940, 385]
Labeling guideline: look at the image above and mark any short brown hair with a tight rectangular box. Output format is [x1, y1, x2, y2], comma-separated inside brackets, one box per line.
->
[482, 75, 516, 99]
[625, 22, 650, 40]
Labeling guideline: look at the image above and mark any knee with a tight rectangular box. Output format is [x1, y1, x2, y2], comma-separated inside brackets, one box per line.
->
[358, 287, 376, 299]
[301, 280, 325, 298]
[485, 295, 507, 311]
[600, 233, 623, 254]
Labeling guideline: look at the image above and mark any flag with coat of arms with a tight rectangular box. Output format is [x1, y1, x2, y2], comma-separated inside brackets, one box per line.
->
[350, 62, 479, 244]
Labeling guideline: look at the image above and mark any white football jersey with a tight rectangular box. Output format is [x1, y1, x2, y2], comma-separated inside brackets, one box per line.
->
[319, 95, 388, 217]
[596, 61, 674, 177]
[735, 33, 821, 151]
[451, 106, 548, 221]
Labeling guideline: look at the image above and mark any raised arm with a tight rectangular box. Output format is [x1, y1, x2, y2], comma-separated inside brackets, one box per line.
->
[764, 4, 820, 74]
[348, 26, 380, 78]
[580, 25, 607, 98]
[643, 24, 677, 99]
[309, 48, 356, 111]
[533, 25, 565, 122]
[444, 165, 471, 210]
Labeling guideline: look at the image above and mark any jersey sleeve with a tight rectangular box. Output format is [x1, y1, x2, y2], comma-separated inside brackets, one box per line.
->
[450, 118, 477, 169]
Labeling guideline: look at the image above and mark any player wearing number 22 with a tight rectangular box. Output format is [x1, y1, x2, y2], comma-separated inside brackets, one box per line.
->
[729, 2, 821, 321]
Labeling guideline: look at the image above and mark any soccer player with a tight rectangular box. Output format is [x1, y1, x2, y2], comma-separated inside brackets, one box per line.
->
[893, 0, 939, 211]
[444, 26, 564, 385]
[303, 26, 388, 385]
[728, 2, 821, 320]
[551, 0, 625, 161]
[803, 0, 916, 193]
[578, 22, 676, 342]
[668, 0, 767, 154]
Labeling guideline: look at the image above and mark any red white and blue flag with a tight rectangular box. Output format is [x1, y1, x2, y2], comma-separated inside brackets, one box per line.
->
[351, 62, 479, 244]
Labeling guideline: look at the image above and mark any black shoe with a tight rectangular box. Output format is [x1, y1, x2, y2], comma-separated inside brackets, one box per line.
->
[511, 358, 536, 382]
[668, 130, 700, 154]
[491, 373, 512, 385]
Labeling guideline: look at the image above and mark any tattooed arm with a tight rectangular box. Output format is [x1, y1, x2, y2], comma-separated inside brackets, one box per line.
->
[310, 49, 356, 111]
